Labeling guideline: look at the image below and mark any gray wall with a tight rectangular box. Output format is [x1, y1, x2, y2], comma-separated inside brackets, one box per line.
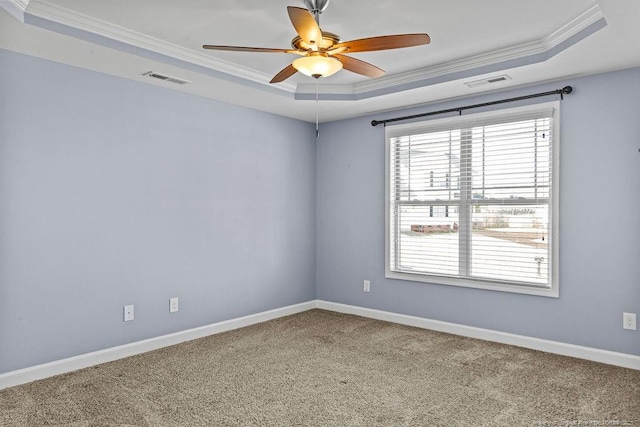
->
[0, 49, 317, 374]
[316, 68, 640, 356]
[1, 46, 638, 376]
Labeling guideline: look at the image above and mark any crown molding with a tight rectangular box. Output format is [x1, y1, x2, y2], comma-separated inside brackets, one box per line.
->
[25, 0, 297, 93]
[297, 4, 605, 97]
[19, 1, 604, 100]
[359, 4, 605, 94]
[351, 40, 547, 95]
[0, 0, 31, 21]
[295, 83, 356, 96]
[545, 4, 604, 50]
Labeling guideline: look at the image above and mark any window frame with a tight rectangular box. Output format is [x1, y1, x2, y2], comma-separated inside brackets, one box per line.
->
[384, 101, 560, 297]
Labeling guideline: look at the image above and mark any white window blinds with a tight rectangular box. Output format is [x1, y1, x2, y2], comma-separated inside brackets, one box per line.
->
[385, 102, 559, 296]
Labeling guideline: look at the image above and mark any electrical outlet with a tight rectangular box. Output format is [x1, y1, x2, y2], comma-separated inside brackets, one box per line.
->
[363, 280, 370, 293]
[169, 297, 179, 313]
[123, 305, 134, 322]
[623, 312, 636, 330]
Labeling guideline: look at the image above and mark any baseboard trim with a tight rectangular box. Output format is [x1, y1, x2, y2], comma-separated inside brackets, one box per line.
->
[2, 299, 637, 390]
[315, 300, 640, 370]
[0, 301, 315, 390]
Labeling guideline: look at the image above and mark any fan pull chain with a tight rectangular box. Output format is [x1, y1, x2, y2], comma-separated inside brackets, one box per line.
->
[315, 80, 319, 138]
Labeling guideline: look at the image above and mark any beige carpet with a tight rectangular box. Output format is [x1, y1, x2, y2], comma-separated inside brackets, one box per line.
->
[1, 309, 638, 426]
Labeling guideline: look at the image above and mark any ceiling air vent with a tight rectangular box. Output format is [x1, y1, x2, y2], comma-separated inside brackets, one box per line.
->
[142, 71, 190, 85]
[464, 74, 511, 88]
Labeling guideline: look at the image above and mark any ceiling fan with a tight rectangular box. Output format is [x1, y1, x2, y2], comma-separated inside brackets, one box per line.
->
[203, 0, 430, 83]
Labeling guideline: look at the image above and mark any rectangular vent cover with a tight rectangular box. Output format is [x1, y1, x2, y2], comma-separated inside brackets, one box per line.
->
[465, 74, 511, 88]
[142, 71, 190, 85]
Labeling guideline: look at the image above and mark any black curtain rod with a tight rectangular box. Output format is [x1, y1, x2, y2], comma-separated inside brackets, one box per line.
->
[371, 86, 573, 127]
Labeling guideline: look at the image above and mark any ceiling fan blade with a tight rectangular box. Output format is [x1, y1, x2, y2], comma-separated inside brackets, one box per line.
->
[203, 45, 294, 53]
[270, 64, 298, 83]
[287, 6, 323, 47]
[333, 33, 430, 53]
[334, 54, 385, 78]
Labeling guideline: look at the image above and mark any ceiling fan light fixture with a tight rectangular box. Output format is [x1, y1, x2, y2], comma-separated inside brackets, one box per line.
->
[203, 4, 430, 84]
[292, 55, 343, 79]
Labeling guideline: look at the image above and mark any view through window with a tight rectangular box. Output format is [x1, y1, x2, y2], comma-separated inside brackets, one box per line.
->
[386, 103, 559, 295]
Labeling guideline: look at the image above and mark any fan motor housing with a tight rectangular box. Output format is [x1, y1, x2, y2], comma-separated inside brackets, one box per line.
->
[292, 31, 341, 51]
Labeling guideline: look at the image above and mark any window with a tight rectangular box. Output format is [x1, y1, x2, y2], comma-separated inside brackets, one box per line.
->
[385, 102, 559, 296]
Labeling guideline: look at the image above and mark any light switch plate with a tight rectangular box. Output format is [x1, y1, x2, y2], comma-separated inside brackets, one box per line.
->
[169, 297, 179, 313]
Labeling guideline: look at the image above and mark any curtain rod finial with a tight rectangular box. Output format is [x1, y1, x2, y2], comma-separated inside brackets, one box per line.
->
[562, 86, 573, 94]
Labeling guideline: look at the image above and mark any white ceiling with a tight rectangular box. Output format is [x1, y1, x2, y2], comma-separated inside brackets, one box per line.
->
[1, 0, 639, 123]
